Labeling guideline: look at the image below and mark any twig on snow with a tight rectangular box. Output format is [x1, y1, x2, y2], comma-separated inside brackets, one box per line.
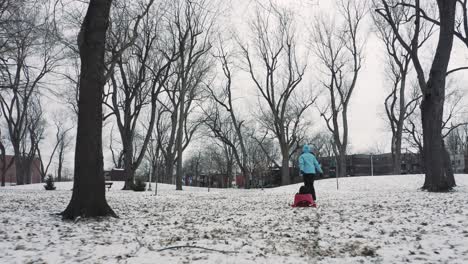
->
[157, 245, 239, 254]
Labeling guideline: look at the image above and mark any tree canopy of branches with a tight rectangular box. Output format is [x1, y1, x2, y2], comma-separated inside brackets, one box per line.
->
[372, 4, 434, 174]
[162, 0, 215, 190]
[375, 0, 458, 191]
[0, 0, 60, 185]
[203, 43, 252, 187]
[104, 0, 177, 190]
[240, 3, 315, 186]
[313, 0, 367, 178]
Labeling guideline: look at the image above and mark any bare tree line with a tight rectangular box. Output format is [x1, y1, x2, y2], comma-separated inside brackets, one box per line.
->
[0, 0, 467, 221]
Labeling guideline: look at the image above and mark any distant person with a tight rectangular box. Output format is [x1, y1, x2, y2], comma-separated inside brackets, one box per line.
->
[299, 144, 323, 201]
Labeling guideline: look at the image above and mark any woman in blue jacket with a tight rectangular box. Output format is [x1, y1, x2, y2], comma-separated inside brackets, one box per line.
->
[299, 144, 323, 201]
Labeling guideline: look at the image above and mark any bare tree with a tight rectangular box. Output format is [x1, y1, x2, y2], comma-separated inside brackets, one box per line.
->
[312, 0, 367, 177]
[239, 3, 314, 186]
[307, 131, 335, 159]
[200, 104, 238, 187]
[104, 0, 177, 190]
[164, 0, 215, 190]
[376, 0, 458, 191]
[108, 125, 124, 168]
[61, 0, 116, 219]
[246, 130, 280, 187]
[204, 44, 251, 187]
[54, 119, 73, 182]
[0, 0, 60, 184]
[23, 98, 44, 184]
[372, 5, 434, 174]
[36, 125, 60, 183]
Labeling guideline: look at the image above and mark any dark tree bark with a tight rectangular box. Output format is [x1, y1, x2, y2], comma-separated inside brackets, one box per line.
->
[62, 0, 116, 219]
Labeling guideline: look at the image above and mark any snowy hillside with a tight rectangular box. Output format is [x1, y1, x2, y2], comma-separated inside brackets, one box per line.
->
[1, 174, 468, 263]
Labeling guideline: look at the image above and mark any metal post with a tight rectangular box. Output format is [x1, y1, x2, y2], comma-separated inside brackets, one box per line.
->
[371, 154, 374, 176]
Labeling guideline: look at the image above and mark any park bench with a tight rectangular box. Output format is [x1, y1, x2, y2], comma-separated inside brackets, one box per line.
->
[105, 182, 113, 191]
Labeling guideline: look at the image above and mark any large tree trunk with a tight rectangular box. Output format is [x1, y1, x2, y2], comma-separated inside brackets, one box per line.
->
[280, 150, 290, 186]
[421, 99, 448, 190]
[15, 155, 24, 185]
[442, 140, 456, 187]
[122, 134, 134, 190]
[421, 0, 457, 192]
[62, 0, 116, 219]
[338, 151, 347, 177]
[391, 133, 402, 174]
[25, 159, 32, 184]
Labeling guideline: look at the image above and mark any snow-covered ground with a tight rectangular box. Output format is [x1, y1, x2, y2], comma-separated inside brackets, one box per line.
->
[1, 174, 468, 264]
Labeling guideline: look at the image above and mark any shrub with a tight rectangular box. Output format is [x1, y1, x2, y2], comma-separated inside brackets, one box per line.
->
[44, 175, 56, 190]
[132, 177, 146, 192]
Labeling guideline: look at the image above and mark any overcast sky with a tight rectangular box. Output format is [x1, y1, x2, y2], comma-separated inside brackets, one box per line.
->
[222, 0, 468, 154]
[14, 0, 467, 174]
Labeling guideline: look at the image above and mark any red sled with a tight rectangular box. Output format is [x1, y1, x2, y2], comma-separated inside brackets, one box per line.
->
[291, 193, 317, 207]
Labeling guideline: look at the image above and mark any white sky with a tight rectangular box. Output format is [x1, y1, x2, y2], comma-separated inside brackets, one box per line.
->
[223, 0, 468, 154]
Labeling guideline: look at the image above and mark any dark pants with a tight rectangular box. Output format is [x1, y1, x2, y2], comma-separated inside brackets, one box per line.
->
[303, 173, 316, 201]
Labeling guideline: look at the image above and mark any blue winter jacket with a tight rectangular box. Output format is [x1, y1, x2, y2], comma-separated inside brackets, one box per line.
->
[299, 145, 323, 174]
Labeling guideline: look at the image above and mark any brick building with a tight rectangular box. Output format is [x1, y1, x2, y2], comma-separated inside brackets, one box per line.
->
[0, 155, 41, 185]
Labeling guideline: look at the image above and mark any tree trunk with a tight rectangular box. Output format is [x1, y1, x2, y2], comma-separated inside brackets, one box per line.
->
[281, 154, 290, 186]
[62, 0, 116, 220]
[15, 155, 24, 185]
[421, 0, 457, 192]
[175, 96, 185, 191]
[122, 136, 134, 190]
[338, 151, 347, 177]
[153, 162, 158, 195]
[391, 133, 402, 174]
[421, 98, 449, 191]
[57, 147, 64, 182]
[442, 140, 456, 187]
[25, 159, 32, 184]
[165, 153, 175, 184]
[123, 169, 135, 189]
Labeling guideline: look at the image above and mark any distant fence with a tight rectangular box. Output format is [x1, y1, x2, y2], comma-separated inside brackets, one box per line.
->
[319, 153, 423, 177]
